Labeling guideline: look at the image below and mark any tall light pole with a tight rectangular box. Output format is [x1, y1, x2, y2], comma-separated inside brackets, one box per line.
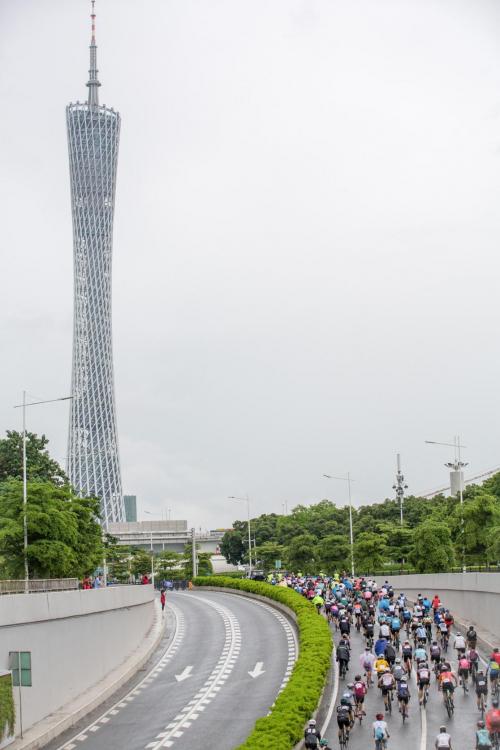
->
[144, 510, 159, 586]
[228, 495, 252, 578]
[13, 392, 73, 590]
[425, 436, 468, 572]
[323, 473, 355, 578]
[392, 454, 408, 526]
[282, 500, 288, 516]
[191, 526, 197, 578]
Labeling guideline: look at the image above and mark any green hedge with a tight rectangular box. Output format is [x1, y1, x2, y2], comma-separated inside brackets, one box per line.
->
[0, 672, 15, 743]
[194, 576, 332, 750]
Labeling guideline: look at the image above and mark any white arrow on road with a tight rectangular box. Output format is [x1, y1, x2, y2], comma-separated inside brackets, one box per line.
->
[175, 666, 193, 682]
[248, 662, 265, 679]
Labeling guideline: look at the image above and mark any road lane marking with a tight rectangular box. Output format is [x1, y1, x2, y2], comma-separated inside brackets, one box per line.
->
[56, 601, 184, 749]
[174, 665, 193, 682]
[248, 661, 266, 679]
[146, 597, 241, 749]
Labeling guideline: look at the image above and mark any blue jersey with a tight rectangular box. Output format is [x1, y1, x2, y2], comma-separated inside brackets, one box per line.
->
[391, 617, 401, 630]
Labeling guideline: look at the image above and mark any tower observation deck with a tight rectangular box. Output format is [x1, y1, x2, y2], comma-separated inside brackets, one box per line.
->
[67, 2, 124, 524]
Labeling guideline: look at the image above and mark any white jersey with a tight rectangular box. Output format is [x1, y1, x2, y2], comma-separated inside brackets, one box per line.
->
[373, 720, 388, 738]
[454, 635, 466, 650]
[435, 731, 451, 748]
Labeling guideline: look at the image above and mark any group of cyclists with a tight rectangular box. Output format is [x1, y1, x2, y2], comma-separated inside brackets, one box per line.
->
[289, 574, 500, 749]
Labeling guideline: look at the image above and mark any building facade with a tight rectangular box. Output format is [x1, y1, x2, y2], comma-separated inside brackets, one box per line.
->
[123, 495, 137, 522]
[67, 5, 125, 524]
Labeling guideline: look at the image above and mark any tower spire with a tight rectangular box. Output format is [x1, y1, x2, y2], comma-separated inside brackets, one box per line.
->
[87, 0, 101, 107]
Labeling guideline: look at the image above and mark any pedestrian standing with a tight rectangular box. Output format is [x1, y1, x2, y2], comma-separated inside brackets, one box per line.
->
[160, 589, 166, 612]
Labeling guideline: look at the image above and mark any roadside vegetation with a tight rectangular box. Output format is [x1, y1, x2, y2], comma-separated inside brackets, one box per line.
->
[221, 479, 500, 574]
[194, 575, 332, 750]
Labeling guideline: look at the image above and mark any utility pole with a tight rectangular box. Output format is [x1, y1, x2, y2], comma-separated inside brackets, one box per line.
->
[392, 453, 408, 526]
[323, 473, 355, 578]
[191, 527, 197, 578]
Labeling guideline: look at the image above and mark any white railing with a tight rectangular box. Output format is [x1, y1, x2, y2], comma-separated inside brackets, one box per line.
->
[0, 578, 79, 595]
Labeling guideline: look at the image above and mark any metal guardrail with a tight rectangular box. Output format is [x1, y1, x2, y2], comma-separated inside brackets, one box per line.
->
[0, 578, 79, 595]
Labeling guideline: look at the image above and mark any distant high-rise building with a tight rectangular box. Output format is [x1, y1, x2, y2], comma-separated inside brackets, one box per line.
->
[67, 2, 124, 525]
[123, 495, 137, 523]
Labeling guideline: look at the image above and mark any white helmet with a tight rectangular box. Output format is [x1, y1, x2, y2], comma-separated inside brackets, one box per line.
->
[309, 719, 316, 726]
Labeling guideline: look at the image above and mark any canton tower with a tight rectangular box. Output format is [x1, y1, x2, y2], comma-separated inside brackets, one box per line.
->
[67, 2, 125, 524]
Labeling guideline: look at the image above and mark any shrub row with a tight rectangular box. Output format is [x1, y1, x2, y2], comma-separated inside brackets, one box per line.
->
[0, 672, 15, 743]
[194, 576, 332, 750]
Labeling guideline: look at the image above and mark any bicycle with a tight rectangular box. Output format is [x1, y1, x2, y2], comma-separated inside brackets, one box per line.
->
[400, 699, 409, 723]
[339, 660, 348, 680]
[375, 738, 388, 750]
[491, 731, 500, 750]
[443, 691, 454, 718]
[354, 700, 364, 726]
[478, 692, 486, 718]
[383, 690, 393, 715]
[393, 633, 400, 651]
[440, 633, 449, 652]
[460, 674, 469, 696]
[364, 670, 374, 689]
[470, 661, 478, 684]
[492, 679, 500, 702]
[339, 724, 350, 749]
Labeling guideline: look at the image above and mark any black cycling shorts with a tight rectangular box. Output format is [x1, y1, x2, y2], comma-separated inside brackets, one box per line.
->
[418, 679, 430, 687]
[442, 683, 454, 692]
[337, 717, 350, 729]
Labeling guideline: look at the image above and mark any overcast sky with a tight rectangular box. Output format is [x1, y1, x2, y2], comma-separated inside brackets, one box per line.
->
[1, 0, 500, 530]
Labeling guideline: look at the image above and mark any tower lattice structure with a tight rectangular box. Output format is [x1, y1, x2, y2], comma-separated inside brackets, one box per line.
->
[67, 2, 124, 524]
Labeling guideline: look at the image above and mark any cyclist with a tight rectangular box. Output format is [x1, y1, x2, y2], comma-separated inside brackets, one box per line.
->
[454, 632, 466, 656]
[337, 641, 350, 676]
[397, 676, 411, 715]
[360, 647, 376, 685]
[444, 611, 454, 632]
[353, 674, 367, 716]
[489, 657, 500, 691]
[373, 713, 390, 747]
[384, 640, 397, 668]
[393, 658, 407, 685]
[375, 636, 389, 657]
[469, 646, 480, 681]
[414, 642, 427, 665]
[437, 618, 449, 644]
[365, 617, 375, 645]
[379, 620, 391, 639]
[417, 662, 431, 704]
[430, 641, 442, 670]
[312, 593, 324, 614]
[304, 719, 322, 748]
[378, 668, 396, 711]
[402, 640, 413, 673]
[415, 623, 427, 646]
[435, 725, 453, 749]
[431, 594, 441, 613]
[374, 655, 390, 676]
[336, 702, 352, 742]
[490, 648, 500, 666]
[339, 612, 351, 636]
[475, 670, 488, 711]
[458, 653, 470, 692]
[475, 720, 492, 749]
[438, 668, 457, 707]
[339, 635, 351, 652]
[485, 699, 500, 744]
[467, 626, 478, 649]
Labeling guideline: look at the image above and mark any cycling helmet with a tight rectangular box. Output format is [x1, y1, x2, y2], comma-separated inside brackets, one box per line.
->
[308, 719, 316, 727]
[477, 721, 485, 728]
[395, 658, 401, 664]
[320, 741, 329, 747]
[493, 699, 499, 708]
[355, 675, 362, 681]
[440, 726, 447, 733]
[376, 713, 384, 720]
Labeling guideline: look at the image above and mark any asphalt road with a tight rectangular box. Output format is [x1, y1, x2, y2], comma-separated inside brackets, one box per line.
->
[323, 612, 492, 750]
[48, 590, 296, 750]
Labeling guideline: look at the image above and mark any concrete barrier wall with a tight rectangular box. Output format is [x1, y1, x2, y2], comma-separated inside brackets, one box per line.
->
[0, 586, 155, 734]
[384, 573, 500, 643]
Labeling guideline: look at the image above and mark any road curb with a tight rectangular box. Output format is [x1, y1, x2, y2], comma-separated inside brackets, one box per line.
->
[194, 586, 337, 750]
[8, 598, 167, 750]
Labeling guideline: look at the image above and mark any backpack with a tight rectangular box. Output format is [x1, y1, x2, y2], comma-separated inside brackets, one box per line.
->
[430, 645, 441, 657]
[354, 681, 365, 697]
[477, 676, 487, 691]
[375, 727, 385, 741]
[398, 684, 409, 698]
[385, 644, 396, 660]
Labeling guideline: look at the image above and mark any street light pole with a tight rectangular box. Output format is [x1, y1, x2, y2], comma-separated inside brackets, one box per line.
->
[228, 495, 252, 578]
[425, 436, 468, 573]
[14, 392, 73, 591]
[323, 473, 355, 578]
[191, 526, 197, 578]
[392, 454, 408, 526]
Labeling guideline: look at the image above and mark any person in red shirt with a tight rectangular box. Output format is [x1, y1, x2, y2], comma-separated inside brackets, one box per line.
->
[490, 648, 500, 666]
[432, 595, 441, 611]
[160, 589, 166, 612]
[485, 698, 500, 736]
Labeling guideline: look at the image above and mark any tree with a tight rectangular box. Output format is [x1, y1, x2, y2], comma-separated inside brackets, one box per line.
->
[409, 521, 455, 573]
[130, 549, 153, 578]
[454, 491, 500, 556]
[182, 542, 213, 578]
[156, 550, 182, 580]
[486, 526, 500, 562]
[253, 542, 285, 572]
[105, 537, 133, 582]
[0, 431, 67, 485]
[354, 532, 387, 573]
[220, 530, 245, 565]
[317, 534, 351, 573]
[286, 533, 317, 572]
[0, 480, 102, 578]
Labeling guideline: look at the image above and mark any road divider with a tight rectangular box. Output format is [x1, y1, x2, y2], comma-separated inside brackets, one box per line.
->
[193, 576, 332, 750]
